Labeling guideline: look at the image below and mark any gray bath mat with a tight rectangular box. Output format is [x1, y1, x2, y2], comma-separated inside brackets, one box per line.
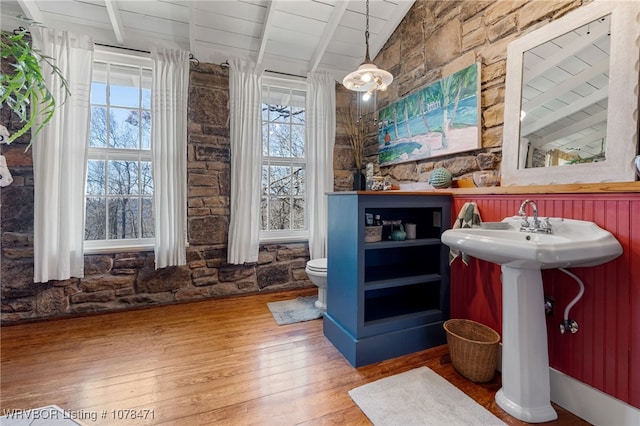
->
[267, 296, 323, 325]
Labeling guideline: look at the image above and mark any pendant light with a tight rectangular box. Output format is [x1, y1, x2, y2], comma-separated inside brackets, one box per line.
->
[342, 0, 393, 100]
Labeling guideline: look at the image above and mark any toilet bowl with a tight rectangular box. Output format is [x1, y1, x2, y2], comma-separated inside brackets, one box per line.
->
[305, 258, 327, 310]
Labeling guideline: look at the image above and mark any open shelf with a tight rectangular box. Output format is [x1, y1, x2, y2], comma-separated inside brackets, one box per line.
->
[364, 273, 442, 290]
[325, 193, 451, 367]
[364, 206, 444, 240]
[364, 244, 441, 282]
[363, 308, 445, 328]
[364, 237, 441, 250]
[364, 282, 442, 323]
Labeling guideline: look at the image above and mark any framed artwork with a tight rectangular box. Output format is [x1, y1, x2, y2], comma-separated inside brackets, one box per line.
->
[378, 62, 481, 166]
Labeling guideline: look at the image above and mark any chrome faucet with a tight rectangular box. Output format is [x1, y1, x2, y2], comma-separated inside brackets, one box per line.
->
[518, 199, 539, 228]
[518, 199, 552, 234]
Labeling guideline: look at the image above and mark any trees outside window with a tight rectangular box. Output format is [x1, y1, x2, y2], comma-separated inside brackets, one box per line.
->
[84, 52, 154, 252]
[260, 80, 307, 242]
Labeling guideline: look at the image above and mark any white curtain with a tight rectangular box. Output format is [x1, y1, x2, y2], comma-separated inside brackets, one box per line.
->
[306, 73, 336, 260]
[227, 59, 263, 264]
[151, 48, 190, 269]
[32, 28, 93, 283]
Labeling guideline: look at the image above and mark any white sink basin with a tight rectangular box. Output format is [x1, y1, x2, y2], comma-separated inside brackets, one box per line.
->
[441, 215, 622, 423]
[441, 216, 622, 269]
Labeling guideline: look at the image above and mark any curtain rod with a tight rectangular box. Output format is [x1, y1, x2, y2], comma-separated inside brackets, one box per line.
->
[91, 42, 201, 66]
[95, 42, 149, 54]
[220, 60, 306, 79]
[11, 29, 200, 65]
[268, 69, 306, 79]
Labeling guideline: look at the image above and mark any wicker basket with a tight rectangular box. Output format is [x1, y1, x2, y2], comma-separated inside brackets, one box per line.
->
[444, 319, 500, 383]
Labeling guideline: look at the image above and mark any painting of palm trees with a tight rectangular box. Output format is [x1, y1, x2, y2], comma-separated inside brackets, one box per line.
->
[378, 63, 481, 166]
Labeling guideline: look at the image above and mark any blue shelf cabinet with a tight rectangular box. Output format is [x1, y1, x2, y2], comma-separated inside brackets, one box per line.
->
[323, 192, 451, 367]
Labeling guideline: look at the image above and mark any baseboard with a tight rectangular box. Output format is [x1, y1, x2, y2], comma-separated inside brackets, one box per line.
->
[550, 368, 640, 426]
[495, 344, 639, 425]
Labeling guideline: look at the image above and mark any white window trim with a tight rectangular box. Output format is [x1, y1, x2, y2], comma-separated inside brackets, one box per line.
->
[84, 238, 154, 254]
[260, 75, 309, 243]
[259, 230, 309, 244]
[85, 50, 155, 254]
[262, 73, 306, 91]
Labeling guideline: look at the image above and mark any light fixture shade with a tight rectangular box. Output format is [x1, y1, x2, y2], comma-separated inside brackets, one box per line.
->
[342, 0, 393, 95]
[343, 63, 394, 92]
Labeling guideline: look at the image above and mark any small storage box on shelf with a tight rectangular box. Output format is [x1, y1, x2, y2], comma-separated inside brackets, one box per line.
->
[364, 225, 382, 242]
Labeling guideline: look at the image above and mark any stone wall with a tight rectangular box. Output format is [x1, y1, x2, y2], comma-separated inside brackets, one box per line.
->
[342, 0, 585, 185]
[1, 63, 322, 323]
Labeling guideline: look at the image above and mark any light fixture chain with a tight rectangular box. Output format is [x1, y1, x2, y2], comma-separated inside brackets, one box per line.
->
[364, 0, 371, 62]
[366, 0, 369, 35]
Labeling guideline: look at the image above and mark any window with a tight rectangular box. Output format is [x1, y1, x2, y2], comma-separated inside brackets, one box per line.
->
[84, 50, 154, 253]
[260, 77, 307, 242]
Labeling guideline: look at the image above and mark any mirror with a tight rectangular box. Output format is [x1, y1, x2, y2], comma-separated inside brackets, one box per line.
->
[502, 0, 639, 185]
[520, 15, 610, 168]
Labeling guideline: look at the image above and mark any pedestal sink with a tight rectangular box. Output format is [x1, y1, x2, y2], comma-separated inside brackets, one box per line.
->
[441, 216, 622, 423]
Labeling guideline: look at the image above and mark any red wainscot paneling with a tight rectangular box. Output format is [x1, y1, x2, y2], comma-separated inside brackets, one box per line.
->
[449, 193, 640, 409]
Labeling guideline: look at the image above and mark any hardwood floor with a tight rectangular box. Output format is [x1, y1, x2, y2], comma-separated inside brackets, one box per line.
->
[1, 288, 589, 425]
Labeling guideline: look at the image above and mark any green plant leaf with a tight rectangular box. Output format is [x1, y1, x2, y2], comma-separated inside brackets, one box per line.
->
[1, 29, 71, 148]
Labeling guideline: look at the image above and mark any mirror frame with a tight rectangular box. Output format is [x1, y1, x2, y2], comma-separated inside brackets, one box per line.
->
[502, 0, 640, 186]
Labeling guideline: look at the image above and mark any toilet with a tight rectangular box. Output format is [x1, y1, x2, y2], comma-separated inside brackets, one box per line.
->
[305, 258, 327, 310]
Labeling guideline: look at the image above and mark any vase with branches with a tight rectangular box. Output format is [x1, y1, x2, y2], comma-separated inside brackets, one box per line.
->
[1, 27, 70, 148]
[342, 105, 373, 190]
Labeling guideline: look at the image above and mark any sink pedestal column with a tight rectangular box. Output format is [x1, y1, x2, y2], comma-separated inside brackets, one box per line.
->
[496, 266, 557, 423]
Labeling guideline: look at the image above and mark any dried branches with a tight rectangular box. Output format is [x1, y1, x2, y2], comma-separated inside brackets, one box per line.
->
[341, 107, 369, 170]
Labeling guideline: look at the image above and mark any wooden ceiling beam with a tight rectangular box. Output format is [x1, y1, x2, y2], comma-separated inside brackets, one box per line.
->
[524, 23, 609, 83]
[522, 87, 608, 136]
[522, 60, 609, 113]
[530, 109, 607, 149]
[257, 0, 277, 65]
[104, 0, 125, 45]
[309, 0, 349, 73]
[16, 0, 44, 24]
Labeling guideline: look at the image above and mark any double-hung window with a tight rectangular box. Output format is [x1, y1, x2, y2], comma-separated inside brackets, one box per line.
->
[260, 77, 307, 242]
[84, 50, 154, 253]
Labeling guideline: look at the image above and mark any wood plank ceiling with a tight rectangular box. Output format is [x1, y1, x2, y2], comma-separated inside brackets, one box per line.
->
[0, 0, 415, 82]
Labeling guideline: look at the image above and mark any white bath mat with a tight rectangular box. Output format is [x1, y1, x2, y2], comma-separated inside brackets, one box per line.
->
[0, 405, 87, 425]
[349, 366, 506, 426]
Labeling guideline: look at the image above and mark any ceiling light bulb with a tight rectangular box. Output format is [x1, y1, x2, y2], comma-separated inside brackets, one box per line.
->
[379, 83, 387, 91]
[361, 73, 372, 83]
[362, 91, 372, 101]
